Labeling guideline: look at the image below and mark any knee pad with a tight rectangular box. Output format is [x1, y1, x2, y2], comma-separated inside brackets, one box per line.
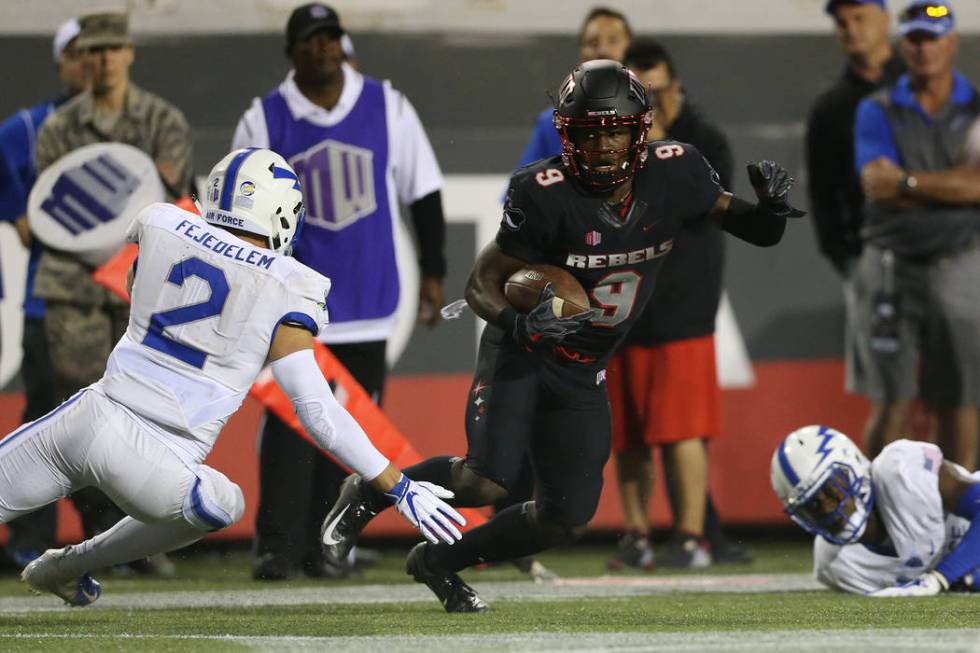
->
[181, 466, 244, 532]
[453, 460, 510, 506]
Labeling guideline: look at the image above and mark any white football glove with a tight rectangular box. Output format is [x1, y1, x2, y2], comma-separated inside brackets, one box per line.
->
[384, 474, 466, 545]
[869, 570, 949, 598]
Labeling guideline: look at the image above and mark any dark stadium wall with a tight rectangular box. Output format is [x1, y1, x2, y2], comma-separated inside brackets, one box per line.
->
[1, 33, 973, 538]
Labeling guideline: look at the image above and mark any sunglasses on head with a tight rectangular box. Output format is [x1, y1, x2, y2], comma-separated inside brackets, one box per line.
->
[900, 4, 950, 22]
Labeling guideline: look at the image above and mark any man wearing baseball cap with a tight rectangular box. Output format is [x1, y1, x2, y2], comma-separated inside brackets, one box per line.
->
[0, 17, 87, 572]
[805, 0, 905, 479]
[854, 0, 980, 469]
[232, 3, 448, 581]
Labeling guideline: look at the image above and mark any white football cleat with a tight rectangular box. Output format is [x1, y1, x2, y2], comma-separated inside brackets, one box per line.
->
[21, 547, 102, 607]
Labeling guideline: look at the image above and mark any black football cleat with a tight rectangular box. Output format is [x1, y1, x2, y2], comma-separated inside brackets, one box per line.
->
[405, 543, 488, 613]
[320, 474, 384, 569]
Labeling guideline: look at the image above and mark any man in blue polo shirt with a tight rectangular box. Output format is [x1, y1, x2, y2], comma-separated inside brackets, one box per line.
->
[0, 18, 87, 569]
[854, 0, 980, 468]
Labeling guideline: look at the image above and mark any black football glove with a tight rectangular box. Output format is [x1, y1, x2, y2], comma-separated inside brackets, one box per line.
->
[513, 284, 593, 349]
[747, 160, 806, 218]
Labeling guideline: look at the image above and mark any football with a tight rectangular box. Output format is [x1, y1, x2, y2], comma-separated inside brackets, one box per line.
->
[504, 264, 591, 317]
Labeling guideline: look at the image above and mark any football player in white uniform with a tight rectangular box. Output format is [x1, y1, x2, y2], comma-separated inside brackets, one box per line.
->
[771, 425, 980, 596]
[0, 148, 465, 606]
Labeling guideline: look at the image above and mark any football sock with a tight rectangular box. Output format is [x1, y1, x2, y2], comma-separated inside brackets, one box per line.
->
[703, 497, 724, 546]
[57, 516, 206, 578]
[426, 501, 539, 574]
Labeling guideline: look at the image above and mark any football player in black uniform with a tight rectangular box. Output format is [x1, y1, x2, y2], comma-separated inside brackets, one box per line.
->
[319, 59, 804, 612]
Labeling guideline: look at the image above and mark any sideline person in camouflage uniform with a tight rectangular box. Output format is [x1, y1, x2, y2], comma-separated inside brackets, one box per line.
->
[32, 12, 192, 566]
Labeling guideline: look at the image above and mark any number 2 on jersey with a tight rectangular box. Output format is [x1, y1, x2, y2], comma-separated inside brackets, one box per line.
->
[142, 257, 229, 368]
[590, 270, 641, 328]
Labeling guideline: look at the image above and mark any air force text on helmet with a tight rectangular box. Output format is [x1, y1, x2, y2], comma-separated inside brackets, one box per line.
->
[566, 240, 673, 269]
[204, 209, 246, 229]
[173, 219, 276, 270]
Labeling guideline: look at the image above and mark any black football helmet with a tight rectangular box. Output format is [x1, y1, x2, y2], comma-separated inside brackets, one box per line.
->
[553, 59, 652, 192]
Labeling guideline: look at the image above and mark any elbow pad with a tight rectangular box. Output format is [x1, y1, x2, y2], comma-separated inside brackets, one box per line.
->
[270, 349, 389, 481]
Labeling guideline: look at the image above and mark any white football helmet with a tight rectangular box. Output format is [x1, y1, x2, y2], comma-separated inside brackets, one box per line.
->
[199, 148, 306, 255]
[770, 425, 875, 545]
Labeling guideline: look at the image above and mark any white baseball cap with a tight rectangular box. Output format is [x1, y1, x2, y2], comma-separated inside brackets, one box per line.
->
[52, 18, 81, 63]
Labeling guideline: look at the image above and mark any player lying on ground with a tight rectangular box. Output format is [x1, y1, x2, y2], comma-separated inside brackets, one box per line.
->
[318, 59, 806, 613]
[771, 425, 980, 596]
[0, 148, 464, 606]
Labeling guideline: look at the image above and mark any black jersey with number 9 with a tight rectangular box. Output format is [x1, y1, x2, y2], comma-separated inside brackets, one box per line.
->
[495, 140, 724, 365]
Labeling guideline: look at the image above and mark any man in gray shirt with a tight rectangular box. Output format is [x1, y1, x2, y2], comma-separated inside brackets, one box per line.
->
[854, 0, 980, 468]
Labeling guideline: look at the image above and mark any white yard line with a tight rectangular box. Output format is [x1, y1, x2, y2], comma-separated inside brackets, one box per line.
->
[1, 629, 978, 652]
[0, 573, 825, 613]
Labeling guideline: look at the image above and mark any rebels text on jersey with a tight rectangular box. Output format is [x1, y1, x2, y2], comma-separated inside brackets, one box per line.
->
[496, 141, 724, 363]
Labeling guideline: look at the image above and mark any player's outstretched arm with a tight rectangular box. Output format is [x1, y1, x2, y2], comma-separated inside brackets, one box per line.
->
[711, 160, 806, 247]
[267, 325, 466, 545]
[871, 462, 980, 597]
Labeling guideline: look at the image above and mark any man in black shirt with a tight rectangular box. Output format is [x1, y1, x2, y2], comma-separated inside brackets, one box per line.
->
[606, 40, 749, 572]
[806, 0, 904, 402]
[320, 60, 803, 612]
[808, 0, 903, 274]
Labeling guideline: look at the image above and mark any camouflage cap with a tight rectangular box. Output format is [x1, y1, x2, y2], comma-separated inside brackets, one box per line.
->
[76, 12, 132, 50]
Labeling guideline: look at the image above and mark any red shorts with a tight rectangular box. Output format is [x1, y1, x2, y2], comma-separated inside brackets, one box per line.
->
[607, 335, 721, 452]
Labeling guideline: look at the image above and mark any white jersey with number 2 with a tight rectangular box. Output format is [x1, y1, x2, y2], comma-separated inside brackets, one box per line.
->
[98, 202, 331, 463]
[813, 439, 974, 594]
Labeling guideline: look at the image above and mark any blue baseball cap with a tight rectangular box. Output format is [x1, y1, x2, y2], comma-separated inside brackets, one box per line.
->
[898, 0, 955, 37]
[824, 0, 886, 15]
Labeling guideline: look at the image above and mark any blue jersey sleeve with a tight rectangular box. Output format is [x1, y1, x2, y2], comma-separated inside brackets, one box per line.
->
[515, 108, 562, 170]
[854, 98, 900, 175]
[0, 112, 31, 222]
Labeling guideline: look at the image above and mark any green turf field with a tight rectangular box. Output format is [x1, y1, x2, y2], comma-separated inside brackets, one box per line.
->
[0, 541, 976, 652]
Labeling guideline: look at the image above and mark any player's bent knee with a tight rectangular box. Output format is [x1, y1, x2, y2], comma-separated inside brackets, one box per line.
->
[181, 466, 245, 532]
[531, 513, 588, 548]
[452, 459, 510, 506]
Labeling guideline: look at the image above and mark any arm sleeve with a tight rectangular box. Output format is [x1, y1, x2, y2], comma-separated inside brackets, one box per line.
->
[125, 204, 156, 244]
[388, 86, 443, 204]
[0, 113, 30, 221]
[934, 481, 980, 584]
[695, 124, 735, 192]
[282, 266, 331, 335]
[33, 116, 64, 177]
[153, 105, 194, 198]
[673, 143, 725, 219]
[854, 98, 900, 174]
[230, 99, 270, 150]
[871, 441, 947, 568]
[408, 190, 446, 278]
[494, 174, 552, 263]
[271, 349, 390, 481]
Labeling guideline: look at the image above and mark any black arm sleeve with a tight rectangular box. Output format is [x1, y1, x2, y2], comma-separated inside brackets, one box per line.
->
[408, 190, 447, 278]
[721, 195, 787, 247]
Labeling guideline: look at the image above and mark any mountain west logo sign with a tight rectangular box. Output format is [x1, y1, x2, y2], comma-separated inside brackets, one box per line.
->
[28, 142, 164, 266]
[289, 140, 376, 232]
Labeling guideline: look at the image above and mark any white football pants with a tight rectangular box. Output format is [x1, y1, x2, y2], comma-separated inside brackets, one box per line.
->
[0, 389, 244, 573]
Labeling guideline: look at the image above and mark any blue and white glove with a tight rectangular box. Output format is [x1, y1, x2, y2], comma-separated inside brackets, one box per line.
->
[869, 570, 948, 598]
[384, 474, 466, 545]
